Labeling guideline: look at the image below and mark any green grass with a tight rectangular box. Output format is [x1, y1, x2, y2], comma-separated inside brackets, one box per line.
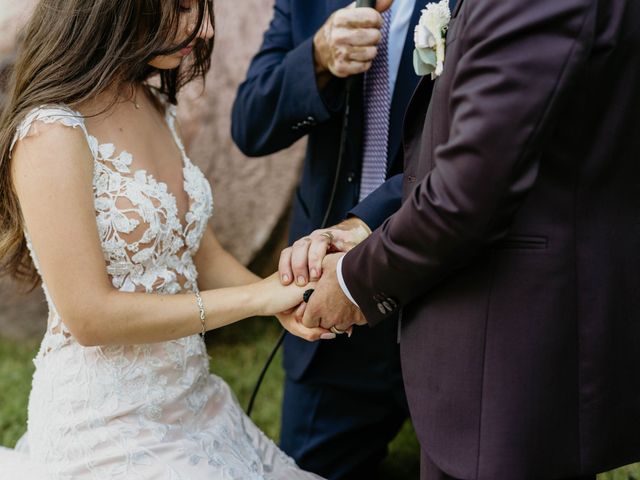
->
[0, 337, 38, 448]
[1, 321, 639, 479]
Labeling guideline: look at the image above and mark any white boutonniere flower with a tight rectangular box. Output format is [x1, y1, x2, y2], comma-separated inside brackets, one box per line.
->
[413, 0, 451, 79]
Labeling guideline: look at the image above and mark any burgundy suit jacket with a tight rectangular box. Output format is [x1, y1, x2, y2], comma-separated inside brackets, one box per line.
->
[342, 0, 640, 478]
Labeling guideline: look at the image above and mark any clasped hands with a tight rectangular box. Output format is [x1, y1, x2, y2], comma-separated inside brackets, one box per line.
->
[277, 217, 372, 340]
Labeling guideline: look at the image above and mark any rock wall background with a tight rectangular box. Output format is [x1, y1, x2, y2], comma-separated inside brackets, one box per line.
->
[0, 0, 306, 339]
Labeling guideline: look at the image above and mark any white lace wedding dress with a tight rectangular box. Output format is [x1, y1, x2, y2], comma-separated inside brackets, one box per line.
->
[0, 100, 321, 480]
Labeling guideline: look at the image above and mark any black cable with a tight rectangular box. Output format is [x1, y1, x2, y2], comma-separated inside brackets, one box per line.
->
[247, 329, 286, 416]
[246, 101, 351, 416]
[320, 88, 352, 229]
[246, 0, 375, 418]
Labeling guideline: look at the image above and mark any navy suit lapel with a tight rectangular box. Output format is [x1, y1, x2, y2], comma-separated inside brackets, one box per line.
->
[387, 1, 424, 174]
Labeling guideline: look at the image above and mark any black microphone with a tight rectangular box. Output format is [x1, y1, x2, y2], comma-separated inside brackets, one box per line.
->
[348, 0, 377, 89]
[320, 0, 379, 229]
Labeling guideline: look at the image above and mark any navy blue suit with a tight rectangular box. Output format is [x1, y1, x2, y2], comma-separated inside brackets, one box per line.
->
[232, 1, 433, 478]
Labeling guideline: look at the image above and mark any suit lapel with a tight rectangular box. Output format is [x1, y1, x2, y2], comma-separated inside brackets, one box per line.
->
[451, 0, 464, 18]
[388, 0, 462, 173]
[387, 1, 426, 174]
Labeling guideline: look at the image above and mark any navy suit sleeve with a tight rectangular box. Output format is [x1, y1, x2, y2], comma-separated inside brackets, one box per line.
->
[349, 174, 403, 230]
[231, 0, 345, 157]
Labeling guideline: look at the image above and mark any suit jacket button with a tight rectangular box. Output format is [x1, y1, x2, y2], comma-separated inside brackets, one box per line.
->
[382, 301, 394, 312]
[347, 172, 355, 183]
[377, 303, 387, 315]
[408, 176, 417, 183]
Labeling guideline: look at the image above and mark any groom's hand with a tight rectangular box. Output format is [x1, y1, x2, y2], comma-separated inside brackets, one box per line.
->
[300, 253, 367, 331]
[279, 217, 372, 286]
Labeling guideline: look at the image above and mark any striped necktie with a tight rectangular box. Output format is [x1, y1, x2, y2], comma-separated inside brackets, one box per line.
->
[359, 9, 392, 202]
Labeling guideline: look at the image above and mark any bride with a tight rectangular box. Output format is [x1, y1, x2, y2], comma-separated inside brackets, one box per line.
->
[0, 0, 332, 478]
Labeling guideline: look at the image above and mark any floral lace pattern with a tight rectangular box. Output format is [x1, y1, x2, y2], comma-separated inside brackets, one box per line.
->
[3, 101, 319, 480]
[92, 101, 212, 295]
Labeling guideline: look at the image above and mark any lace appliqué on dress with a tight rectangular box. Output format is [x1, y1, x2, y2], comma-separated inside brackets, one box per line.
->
[6, 103, 315, 480]
[91, 103, 213, 295]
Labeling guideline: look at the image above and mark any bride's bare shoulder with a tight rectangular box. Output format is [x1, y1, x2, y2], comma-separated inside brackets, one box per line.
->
[10, 106, 92, 176]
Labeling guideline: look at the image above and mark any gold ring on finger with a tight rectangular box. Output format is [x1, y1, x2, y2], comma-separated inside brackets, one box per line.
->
[330, 326, 346, 335]
[320, 232, 334, 243]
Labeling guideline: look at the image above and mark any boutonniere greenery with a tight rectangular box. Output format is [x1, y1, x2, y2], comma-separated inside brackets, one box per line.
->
[413, 0, 451, 79]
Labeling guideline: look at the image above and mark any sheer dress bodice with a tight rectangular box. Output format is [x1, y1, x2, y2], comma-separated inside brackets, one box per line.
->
[1, 99, 318, 479]
[13, 99, 214, 334]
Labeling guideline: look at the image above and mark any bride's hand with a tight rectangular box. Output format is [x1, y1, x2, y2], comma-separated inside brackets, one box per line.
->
[254, 273, 315, 316]
[254, 273, 334, 341]
[276, 310, 335, 342]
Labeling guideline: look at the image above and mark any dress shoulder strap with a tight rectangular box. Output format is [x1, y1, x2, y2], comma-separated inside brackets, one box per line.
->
[10, 105, 89, 156]
[148, 88, 187, 158]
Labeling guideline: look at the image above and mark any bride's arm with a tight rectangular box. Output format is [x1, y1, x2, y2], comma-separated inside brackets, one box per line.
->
[193, 229, 334, 341]
[193, 227, 261, 290]
[11, 122, 324, 347]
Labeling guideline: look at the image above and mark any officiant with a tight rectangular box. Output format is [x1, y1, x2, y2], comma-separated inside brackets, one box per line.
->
[232, 0, 448, 478]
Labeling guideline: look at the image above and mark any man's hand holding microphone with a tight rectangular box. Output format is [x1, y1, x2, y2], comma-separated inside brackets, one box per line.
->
[313, 0, 393, 88]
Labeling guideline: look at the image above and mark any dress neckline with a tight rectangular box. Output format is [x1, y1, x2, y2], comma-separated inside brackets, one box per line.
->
[63, 98, 197, 239]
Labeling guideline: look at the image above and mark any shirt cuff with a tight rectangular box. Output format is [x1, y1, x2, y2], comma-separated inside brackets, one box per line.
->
[337, 255, 359, 308]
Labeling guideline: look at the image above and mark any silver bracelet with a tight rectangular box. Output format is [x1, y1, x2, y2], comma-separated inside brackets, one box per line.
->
[194, 289, 206, 338]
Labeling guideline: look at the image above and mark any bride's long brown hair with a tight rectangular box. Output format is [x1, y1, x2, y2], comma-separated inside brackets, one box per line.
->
[0, 0, 214, 287]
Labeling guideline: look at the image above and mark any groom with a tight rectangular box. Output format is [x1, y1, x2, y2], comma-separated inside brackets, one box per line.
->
[287, 0, 640, 478]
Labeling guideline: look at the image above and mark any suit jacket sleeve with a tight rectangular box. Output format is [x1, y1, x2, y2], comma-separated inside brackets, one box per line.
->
[342, 0, 594, 325]
[349, 174, 404, 230]
[231, 0, 345, 157]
